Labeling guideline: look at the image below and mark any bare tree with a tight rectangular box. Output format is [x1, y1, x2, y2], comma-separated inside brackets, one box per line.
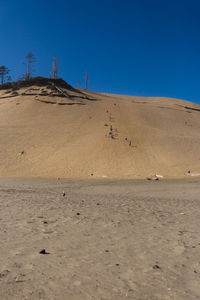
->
[0, 66, 10, 84]
[25, 52, 36, 79]
[52, 54, 58, 79]
[85, 70, 89, 90]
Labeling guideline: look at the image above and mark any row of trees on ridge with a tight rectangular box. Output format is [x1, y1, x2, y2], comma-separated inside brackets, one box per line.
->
[0, 53, 89, 89]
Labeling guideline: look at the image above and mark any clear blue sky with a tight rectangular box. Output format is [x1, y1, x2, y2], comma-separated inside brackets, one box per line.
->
[1, 0, 200, 103]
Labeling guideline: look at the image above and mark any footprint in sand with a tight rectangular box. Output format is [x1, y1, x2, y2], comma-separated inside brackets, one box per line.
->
[40, 219, 58, 236]
[0, 269, 10, 279]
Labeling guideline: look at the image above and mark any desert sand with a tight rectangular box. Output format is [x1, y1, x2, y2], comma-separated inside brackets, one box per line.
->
[0, 178, 200, 300]
[1, 79, 200, 299]
[0, 78, 200, 178]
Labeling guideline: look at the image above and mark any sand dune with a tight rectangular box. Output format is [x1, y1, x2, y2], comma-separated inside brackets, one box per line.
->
[0, 78, 200, 178]
[1, 79, 200, 300]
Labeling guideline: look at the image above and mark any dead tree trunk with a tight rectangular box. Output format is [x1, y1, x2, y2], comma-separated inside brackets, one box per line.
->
[85, 70, 89, 90]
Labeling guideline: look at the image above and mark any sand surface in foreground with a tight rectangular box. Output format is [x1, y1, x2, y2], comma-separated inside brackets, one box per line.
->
[0, 179, 200, 299]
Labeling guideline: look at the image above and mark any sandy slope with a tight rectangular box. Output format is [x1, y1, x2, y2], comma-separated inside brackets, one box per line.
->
[0, 82, 200, 178]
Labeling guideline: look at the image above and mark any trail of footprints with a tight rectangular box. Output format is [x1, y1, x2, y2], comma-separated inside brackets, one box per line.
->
[105, 104, 134, 148]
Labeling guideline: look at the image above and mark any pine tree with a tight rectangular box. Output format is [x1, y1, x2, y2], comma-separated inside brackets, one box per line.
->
[0, 66, 10, 85]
